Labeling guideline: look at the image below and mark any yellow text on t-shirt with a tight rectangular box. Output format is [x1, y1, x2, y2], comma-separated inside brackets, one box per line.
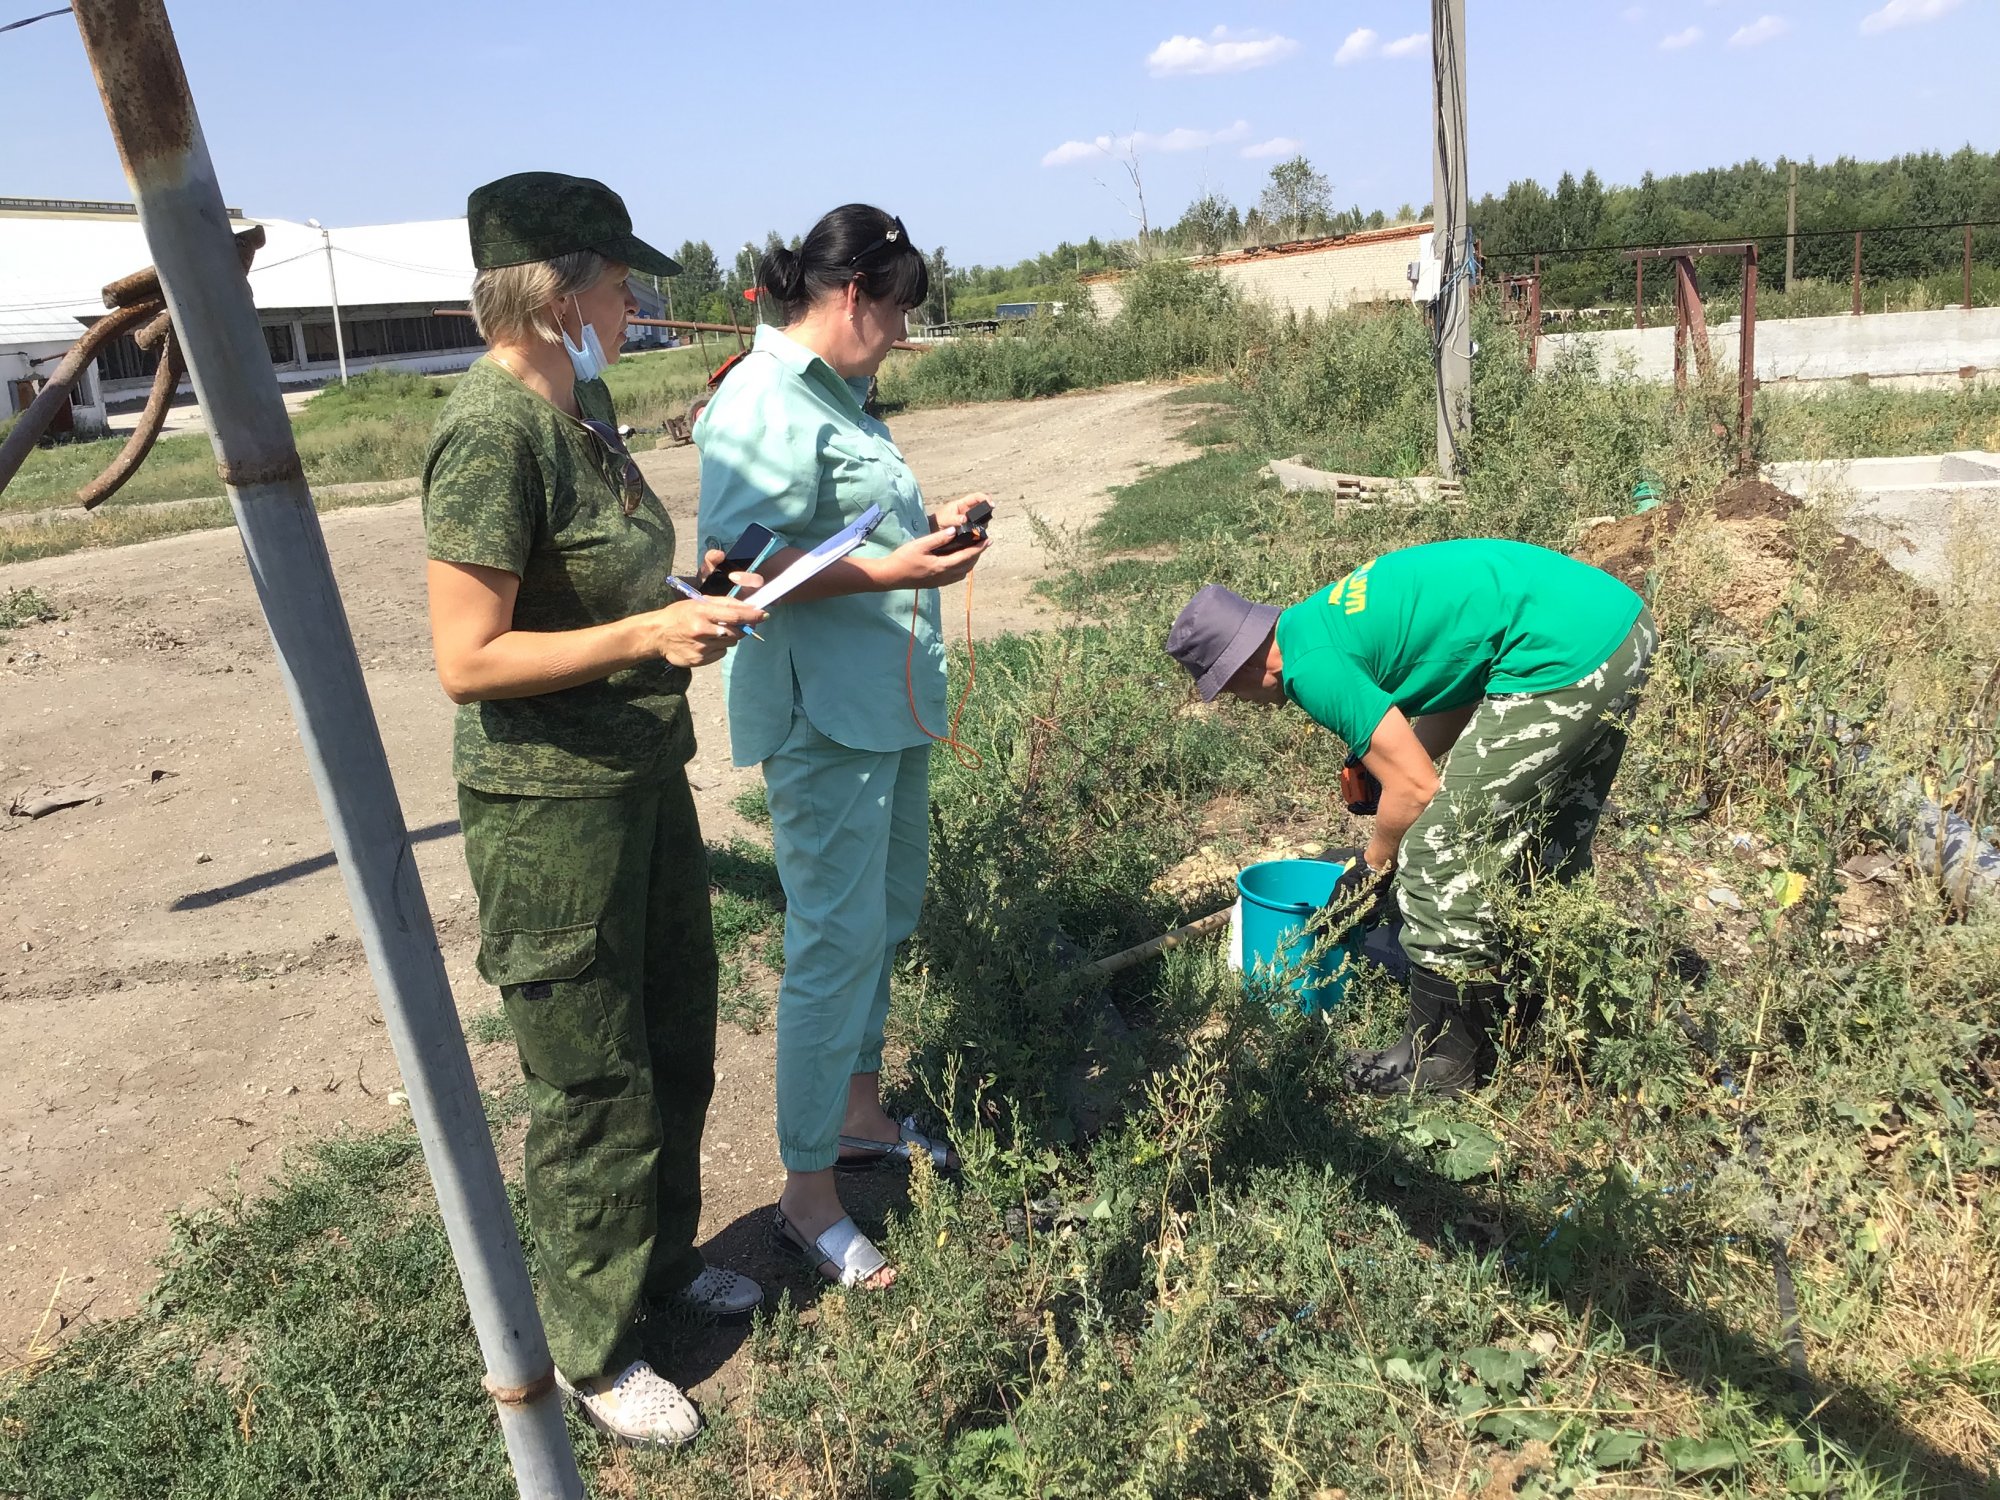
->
[1333, 559, 1375, 616]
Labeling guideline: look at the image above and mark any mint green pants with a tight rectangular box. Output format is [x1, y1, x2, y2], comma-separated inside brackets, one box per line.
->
[762, 714, 929, 1172]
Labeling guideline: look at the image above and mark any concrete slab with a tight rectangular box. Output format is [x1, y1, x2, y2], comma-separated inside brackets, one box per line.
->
[1765, 450, 2000, 589]
[1549, 306, 2000, 387]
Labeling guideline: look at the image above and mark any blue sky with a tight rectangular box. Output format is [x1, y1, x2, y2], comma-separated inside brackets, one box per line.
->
[5, 0, 1994, 269]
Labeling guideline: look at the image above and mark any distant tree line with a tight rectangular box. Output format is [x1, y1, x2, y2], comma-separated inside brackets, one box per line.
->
[1472, 146, 2000, 307]
[646, 146, 2000, 336]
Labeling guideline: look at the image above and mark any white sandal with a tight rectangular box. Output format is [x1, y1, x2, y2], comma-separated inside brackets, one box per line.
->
[677, 1262, 763, 1320]
[772, 1206, 891, 1288]
[555, 1359, 701, 1447]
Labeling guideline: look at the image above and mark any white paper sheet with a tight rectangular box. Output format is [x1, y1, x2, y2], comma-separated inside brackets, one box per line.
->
[739, 505, 885, 610]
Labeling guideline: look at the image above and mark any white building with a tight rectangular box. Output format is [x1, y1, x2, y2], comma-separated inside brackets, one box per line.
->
[0, 197, 669, 427]
[1084, 222, 1434, 321]
[1, 304, 107, 433]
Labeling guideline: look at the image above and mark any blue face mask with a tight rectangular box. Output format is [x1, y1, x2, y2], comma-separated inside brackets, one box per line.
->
[560, 296, 610, 384]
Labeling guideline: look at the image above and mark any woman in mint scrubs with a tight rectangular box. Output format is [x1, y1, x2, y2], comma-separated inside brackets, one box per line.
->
[696, 205, 989, 1288]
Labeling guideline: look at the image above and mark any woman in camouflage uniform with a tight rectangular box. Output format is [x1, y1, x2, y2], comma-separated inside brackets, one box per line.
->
[1167, 539, 1655, 1097]
[422, 173, 766, 1449]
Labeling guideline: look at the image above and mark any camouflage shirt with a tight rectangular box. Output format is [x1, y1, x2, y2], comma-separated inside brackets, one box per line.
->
[422, 357, 694, 796]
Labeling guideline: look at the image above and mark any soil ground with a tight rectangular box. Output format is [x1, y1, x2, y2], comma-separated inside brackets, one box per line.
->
[0, 382, 1194, 1396]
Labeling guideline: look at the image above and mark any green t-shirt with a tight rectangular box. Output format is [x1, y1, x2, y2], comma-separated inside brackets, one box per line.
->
[1275, 539, 1642, 756]
[421, 358, 694, 796]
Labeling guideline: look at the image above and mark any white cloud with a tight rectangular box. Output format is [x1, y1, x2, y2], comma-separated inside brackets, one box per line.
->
[1241, 137, 1304, 160]
[1860, 0, 1963, 33]
[1728, 14, 1791, 45]
[1146, 26, 1300, 77]
[1659, 25, 1703, 49]
[1040, 121, 1251, 168]
[1334, 27, 1378, 64]
[1336, 27, 1425, 63]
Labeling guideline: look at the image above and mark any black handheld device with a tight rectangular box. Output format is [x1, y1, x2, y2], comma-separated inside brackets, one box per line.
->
[701, 522, 779, 595]
[935, 500, 993, 556]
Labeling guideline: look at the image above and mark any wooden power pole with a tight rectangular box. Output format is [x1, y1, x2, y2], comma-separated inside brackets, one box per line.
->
[1431, 0, 1470, 477]
[1785, 162, 1798, 293]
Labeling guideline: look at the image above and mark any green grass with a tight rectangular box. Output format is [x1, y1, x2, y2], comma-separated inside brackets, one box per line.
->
[1759, 381, 2000, 461]
[4, 294, 1998, 1500]
[730, 784, 770, 826]
[878, 262, 1258, 411]
[599, 342, 724, 436]
[709, 837, 785, 1034]
[2, 369, 453, 516]
[0, 346, 714, 522]
[0, 586, 58, 630]
[464, 1008, 513, 1045]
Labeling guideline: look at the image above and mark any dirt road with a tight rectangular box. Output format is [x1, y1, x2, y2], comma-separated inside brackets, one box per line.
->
[0, 382, 1192, 1375]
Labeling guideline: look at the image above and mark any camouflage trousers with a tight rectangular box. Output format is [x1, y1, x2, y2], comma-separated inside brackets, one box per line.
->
[459, 773, 717, 1382]
[1398, 609, 1657, 979]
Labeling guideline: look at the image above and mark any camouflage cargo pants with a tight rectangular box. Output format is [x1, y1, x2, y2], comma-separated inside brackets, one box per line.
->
[1398, 609, 1657, 980]
[459, 773, 717, 1382]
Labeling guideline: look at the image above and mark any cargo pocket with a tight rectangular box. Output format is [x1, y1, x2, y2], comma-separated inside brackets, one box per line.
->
[481, 922, 630, 1095]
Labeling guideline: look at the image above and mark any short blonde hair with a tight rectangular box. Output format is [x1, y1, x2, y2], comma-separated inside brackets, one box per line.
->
[471, 250, 618, 346]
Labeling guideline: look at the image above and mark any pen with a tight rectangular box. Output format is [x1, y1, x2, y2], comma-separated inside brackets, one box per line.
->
[667, 574, 765, 642]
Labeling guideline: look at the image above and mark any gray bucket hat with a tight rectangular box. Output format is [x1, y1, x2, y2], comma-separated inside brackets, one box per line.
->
[1167, 585, 1281, 700]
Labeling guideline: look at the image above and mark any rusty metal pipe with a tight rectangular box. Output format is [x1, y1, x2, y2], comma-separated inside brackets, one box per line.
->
[0, 299, 153, 494]
[68, 4, 582, 1494]
[79, 334, 184, 508]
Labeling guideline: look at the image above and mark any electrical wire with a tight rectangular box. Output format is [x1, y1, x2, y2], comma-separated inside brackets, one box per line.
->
[0, 246, 437, 316]
[906, 570, 983, 771]
[329, 245, 471, 278]
[1484, 217, 2000, 263]
[1429, 0, 1470, 474]
[0, 6, 69, 35]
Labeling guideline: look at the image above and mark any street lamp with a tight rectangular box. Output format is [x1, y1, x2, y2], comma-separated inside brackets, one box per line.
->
[305, 217, 348, 385]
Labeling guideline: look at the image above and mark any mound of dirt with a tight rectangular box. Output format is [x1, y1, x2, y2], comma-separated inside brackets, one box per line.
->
[1575, 477, 1911, 631]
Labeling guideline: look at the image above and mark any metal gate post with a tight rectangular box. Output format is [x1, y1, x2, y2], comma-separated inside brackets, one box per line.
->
[66, 4, 583, 1494]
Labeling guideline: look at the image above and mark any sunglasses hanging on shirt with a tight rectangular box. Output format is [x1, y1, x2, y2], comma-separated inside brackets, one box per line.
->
[576, 417, 647, 516]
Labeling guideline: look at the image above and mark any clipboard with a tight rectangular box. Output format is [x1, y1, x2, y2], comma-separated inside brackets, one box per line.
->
[739, 504, 886, 610]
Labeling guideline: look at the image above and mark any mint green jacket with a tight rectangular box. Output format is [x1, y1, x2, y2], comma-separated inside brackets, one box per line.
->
[694, 325, 947, 767]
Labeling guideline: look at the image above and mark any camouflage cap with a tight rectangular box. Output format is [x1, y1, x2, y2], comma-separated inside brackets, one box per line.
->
[467, 172, 681, 276]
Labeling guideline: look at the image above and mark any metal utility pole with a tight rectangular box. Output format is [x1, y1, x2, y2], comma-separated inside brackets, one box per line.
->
[67, 5, 582, 1496]
[1430, 0, 1471, 477]
[307, 217, 349, 384]
[1784, 163, 1798, 293]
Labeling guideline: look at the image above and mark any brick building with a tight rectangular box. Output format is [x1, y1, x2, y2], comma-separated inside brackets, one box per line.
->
[1085, 222, 1431, 320]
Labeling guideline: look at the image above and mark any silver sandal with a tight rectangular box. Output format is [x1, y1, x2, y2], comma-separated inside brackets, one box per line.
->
[771, 1206, 891, 1288]
[835, 1114, 958, 1174]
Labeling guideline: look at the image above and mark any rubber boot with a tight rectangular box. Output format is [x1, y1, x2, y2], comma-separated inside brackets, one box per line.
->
[1347, 966, 1505, 1097]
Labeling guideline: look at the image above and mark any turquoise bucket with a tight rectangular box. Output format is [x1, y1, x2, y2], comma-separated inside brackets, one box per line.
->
[1236, 859, 1360, 1012]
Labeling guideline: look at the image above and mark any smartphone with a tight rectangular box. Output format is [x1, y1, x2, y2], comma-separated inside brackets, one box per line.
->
[701, 523, 779, 595]
[935, 500, 993, 557]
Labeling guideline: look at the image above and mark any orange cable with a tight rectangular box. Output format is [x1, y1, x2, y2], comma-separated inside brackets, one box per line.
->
[907, 570, 983, 770]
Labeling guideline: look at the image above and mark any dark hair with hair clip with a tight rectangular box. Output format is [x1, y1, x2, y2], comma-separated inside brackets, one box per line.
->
[758, 204, 929, 324]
